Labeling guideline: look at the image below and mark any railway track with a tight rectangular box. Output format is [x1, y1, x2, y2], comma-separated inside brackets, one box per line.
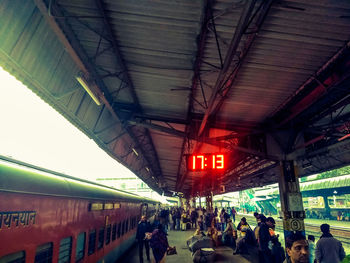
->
[238, 215, 350, 245]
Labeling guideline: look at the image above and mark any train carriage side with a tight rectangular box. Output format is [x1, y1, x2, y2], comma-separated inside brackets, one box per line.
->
[0, 157, 159, 263]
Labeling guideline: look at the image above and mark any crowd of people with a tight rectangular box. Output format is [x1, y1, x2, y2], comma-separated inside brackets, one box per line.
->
[136, 206, 347, 263]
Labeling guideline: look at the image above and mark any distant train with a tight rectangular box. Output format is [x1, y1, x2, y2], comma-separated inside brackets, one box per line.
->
[0, 156, 160, 262]
[303, 196, 350, 221]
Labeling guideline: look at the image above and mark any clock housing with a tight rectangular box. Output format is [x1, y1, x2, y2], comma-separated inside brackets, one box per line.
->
[187, 153, 226, 171]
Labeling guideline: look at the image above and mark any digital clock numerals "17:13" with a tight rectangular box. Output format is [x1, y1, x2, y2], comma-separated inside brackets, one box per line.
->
[190, 154, 225, 170]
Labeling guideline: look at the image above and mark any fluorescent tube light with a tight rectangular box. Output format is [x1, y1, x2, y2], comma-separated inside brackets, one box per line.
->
[76, 75, 101, 106]
[132, 148, 139, 156]
[338, 134, 350, 141]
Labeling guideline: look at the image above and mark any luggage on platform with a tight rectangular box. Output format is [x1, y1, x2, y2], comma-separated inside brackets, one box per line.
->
[192, 248, 215, 263]
[189, 237, 214, 254]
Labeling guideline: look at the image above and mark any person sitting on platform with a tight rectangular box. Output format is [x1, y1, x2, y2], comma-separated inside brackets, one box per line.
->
[186, 227, 206, 248]
[233, 217, 250, 255]
[222, 218, 236, 248]
[207, 225, 219, 247]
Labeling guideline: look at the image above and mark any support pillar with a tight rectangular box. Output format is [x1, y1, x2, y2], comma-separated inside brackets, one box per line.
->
[321, 194, 331, 219]
[278, 161, 305, 240]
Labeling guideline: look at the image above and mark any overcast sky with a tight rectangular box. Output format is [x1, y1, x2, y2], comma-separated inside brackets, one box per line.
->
[0, 66, 140, 183]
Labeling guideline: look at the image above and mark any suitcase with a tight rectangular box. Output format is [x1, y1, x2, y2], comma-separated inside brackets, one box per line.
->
[192, 248, 215, 263]
[189, 237, 214, 254]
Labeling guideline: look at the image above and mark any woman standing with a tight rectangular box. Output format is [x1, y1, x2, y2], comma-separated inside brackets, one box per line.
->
[150, 224, 169, 263]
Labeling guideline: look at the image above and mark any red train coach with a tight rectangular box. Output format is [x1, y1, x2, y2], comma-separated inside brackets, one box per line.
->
[0, 156, 159, 262]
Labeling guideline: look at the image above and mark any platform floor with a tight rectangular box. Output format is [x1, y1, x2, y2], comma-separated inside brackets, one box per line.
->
[116, 229, 259, 263]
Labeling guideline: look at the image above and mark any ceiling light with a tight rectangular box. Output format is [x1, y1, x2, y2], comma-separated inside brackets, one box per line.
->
[338, 134, 350, 141]
[76, 75, 101, 106]
[132, 148, 139, 156]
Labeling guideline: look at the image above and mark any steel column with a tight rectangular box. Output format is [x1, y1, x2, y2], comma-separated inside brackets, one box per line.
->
[278, 161, 306, 242]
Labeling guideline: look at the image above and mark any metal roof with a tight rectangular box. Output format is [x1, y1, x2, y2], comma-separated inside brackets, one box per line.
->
[255, 175, 350, 196]
[1, 0, 350, 197]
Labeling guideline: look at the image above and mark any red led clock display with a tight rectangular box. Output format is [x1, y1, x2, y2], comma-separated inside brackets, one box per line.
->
[187, 153, 226, 171]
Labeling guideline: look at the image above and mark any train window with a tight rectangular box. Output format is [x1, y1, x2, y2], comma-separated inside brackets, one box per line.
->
[88, 230, 96, 255]
[117, 223, 121, 238]
[76, 232, 86, 262]
[35, 242, 53, 263]
[0, 251, 25, 263]
[98, 227, 104, 249]
[112, 223, 117, 241]
[106, 224, 111, 245]
[58, 237, 72, 263]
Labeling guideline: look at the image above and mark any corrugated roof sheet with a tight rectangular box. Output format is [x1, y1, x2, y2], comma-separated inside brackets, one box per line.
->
[1, 0, 350, 195]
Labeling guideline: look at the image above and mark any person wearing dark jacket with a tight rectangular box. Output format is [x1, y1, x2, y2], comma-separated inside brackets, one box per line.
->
[136, 215, 152, 263]
[315, 223, 345, 263]
[271, 236, 285, 263]
[150, 224, 169, 263]
[258, 215, 272, 263]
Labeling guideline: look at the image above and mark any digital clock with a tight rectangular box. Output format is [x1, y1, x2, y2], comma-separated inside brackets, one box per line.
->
[187, 153, 226, 171]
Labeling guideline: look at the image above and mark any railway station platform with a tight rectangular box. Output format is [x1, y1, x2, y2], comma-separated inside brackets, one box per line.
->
[116, 228, 259, 263]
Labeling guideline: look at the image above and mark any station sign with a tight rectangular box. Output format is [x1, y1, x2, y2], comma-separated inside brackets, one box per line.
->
[283, 218, 305, 231]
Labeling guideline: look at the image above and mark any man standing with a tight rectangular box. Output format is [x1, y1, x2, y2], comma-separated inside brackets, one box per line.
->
[136, 215, 152, 263]
[231, 207, 237, 222]
[258, 215, 272, 263]
[284, 232, 309, 263]
[315, 223, 345, 263]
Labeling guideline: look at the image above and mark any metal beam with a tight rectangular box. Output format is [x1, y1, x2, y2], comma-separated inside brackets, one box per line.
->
[274, 41, 350, 125]
[34, 0, 163, 193]
[175, 0, 213, 192]
[197, 0, 258, 137]
[176, 0, 274, 193]
[209, 0, 274, 119]
[94, 0, 141, 107]
[127, 120, 186, 138]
